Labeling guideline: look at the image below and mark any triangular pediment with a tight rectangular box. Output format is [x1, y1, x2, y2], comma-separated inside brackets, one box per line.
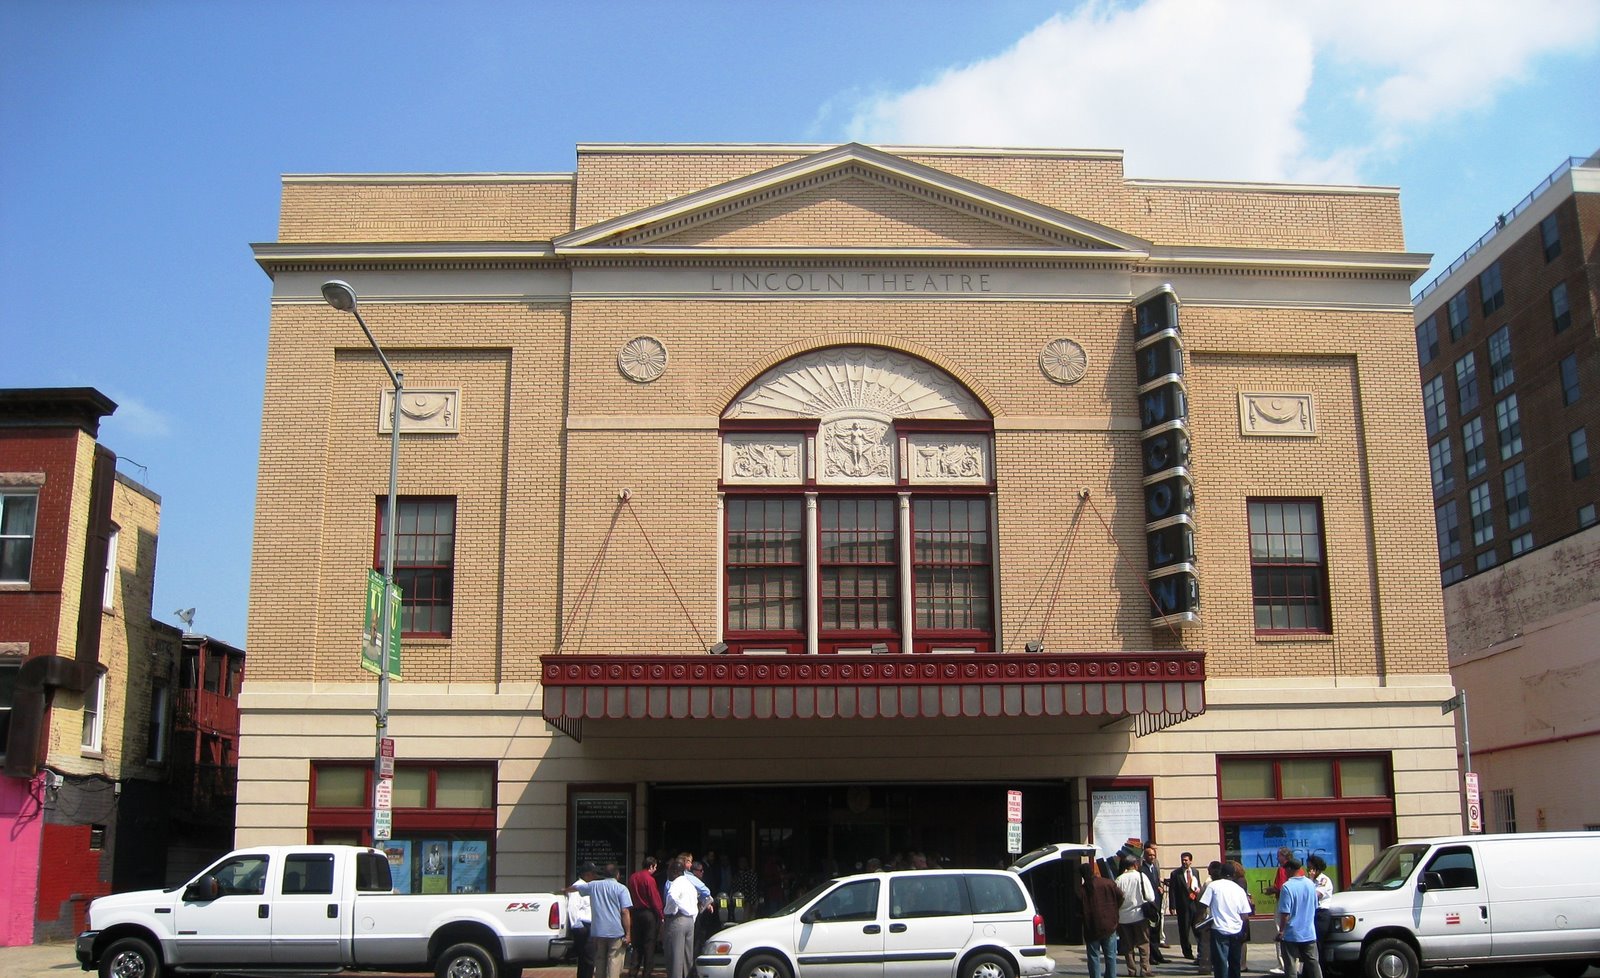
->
[557, 143, 1149, 257]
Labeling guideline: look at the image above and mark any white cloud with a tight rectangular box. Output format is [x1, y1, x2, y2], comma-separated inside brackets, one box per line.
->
[104, 391, 174, 439]
[842, 0, 1600, 183]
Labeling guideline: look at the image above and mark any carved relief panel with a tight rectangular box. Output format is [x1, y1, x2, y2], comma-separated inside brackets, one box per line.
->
[818, 419, 896, 484]
[1238, 392, 1316, 437]
[907, 433, 990, 484]
[379, 389, 460, 434]
[722, 433, 805, 484]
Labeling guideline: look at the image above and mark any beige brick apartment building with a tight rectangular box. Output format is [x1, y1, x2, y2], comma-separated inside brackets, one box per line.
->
[245, 143, 1462, 922]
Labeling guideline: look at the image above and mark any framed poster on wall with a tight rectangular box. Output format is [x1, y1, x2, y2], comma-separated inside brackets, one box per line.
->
[569, 785, 632, 877]
[1090, 784, 1152, 865]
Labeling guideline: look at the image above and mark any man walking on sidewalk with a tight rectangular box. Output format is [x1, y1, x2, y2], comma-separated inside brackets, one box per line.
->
[1275, 858, 1322, 978]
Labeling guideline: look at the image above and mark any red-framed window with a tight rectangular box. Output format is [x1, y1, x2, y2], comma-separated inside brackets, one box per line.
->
[1217, 753, 1394, 903]
[1247, 498, 1330, 634]
[912, 497, 992, 647]
[309, 761, 495, 893]
[820, 497, 899, 648]
[725, 497, 805, 646]
[375, 496, 455, 637]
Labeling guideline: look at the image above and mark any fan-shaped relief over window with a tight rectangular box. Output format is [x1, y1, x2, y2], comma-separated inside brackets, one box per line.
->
[724, 347, 987, 421]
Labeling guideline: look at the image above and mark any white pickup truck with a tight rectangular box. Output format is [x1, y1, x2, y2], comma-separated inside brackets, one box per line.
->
[75, 844, 570, 978]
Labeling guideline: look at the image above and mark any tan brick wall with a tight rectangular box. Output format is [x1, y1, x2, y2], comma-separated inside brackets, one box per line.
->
[278, 179, 575, 243]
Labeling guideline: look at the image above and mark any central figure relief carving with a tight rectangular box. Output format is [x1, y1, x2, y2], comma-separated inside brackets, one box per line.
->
[823, 419, 893, 480]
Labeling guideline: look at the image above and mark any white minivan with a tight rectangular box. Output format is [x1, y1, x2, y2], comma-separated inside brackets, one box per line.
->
[1319, 831, 1600, 978]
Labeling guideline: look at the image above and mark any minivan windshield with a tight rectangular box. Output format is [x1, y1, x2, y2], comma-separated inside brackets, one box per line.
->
[1349, 844, 1429, 890]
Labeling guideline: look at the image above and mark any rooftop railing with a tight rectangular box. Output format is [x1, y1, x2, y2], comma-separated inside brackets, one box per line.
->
[1413, 155, 1596, 305]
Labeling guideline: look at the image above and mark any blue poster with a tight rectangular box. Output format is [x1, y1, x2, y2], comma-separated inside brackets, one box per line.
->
[452, 840, 489, 893]
[382, 840, 412, 894]
[1230, 821, 1339, 916]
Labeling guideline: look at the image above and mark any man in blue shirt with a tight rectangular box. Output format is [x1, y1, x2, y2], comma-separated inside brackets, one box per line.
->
[568, 862, 633, 978]
[1275, 857, 1322, 978]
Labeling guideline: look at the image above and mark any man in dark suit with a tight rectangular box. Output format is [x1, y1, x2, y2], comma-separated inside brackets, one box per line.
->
[1142, 844, 1167, 964]
[1167, 850, 1203, 960]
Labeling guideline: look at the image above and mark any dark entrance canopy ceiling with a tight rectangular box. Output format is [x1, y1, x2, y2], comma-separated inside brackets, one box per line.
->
[539, 651, 1205, 739]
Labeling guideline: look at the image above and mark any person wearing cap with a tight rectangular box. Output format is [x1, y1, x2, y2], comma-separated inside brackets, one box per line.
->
[567, 861, 633, 978]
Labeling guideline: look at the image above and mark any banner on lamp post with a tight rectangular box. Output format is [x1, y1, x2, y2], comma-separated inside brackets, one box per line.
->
[362, 569, 402, 679]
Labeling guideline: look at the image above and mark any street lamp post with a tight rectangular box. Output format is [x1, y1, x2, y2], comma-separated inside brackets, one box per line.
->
[321, 279, 402, 843]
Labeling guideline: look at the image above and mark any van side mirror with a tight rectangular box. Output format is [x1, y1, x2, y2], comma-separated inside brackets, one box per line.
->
[185, 876, 221, 902]
[1418, 871, 1445, 892]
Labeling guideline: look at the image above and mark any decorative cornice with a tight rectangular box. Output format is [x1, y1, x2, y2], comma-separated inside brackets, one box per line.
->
[281, 173, 574, 184]
[1127, 177, 1399, 196]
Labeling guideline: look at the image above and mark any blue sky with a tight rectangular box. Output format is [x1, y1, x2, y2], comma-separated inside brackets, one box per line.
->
[3, 0, 1597, 647]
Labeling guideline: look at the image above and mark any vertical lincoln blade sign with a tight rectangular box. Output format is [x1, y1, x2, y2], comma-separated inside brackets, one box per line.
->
[1134, 287, 1200, 627]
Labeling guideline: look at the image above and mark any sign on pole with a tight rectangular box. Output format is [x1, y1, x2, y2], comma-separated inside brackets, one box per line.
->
[379, 737, 395, 779]
[374, 777, 393, 811]
[1441, 691, 1464, 714]
[1464, 771, 1482, 834]
[1006, 789, 1023, 855]
[373, 809, 392, 842]
[362, 569, 402, 679]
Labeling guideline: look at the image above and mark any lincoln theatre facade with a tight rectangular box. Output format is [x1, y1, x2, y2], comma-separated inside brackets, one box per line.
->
[245, 143, 1461, 916]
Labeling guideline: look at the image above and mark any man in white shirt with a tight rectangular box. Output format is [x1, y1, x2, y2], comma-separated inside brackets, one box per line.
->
[1116, 856, 1156, 977]
[1199, 862, 1254, 978]
[662, 855, 706, 978]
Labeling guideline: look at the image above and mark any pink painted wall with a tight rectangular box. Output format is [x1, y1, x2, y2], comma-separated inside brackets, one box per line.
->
[0, 774, 45, 946]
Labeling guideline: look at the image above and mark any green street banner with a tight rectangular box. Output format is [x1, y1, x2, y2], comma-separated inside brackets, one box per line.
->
[362, 569, 402, 679]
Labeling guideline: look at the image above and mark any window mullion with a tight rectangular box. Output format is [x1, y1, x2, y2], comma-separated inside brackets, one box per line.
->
[898, 493, 913, 652]
[805, 492, 819, 655]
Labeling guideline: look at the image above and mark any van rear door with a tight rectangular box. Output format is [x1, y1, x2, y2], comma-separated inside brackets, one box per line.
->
[1414, 844, 1491, 963]
[1478, 835, 1600, 961]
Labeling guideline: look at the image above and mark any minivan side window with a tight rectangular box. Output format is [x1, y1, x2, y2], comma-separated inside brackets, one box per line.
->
[966, 873, 1026, 913]
[891, 873, 971, 918]
[809, 879, 879, 922]
[1424, 846, 1479, 889]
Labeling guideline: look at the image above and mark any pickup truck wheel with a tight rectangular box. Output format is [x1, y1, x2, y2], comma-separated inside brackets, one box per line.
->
[100, 937, 161, 978]
[736, 954, 791, 978]
[435, 941, 499, 978]
[1362, 937, 1418, 978]
[962, 952, 1016, 978]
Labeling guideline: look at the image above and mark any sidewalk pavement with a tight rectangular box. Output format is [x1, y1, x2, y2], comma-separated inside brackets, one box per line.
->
[0, 940, 1292, 978]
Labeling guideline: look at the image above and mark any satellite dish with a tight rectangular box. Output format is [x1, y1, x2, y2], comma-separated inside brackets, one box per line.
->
[175, 608, 196, 629]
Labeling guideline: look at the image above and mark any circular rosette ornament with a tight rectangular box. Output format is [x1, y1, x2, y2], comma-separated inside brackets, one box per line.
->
[618, 336, 668, 383]
[1039, 338, 1088, 385]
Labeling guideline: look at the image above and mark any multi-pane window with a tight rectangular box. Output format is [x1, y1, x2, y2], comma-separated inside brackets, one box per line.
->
[1454, 353, 1480, 414]
[820, 498, 898, 636]
[1581, 504, 1598, 529]
[1429, 438, 1454, 496]
[81, 669, 106, 753]
[0, 660, 20, 758]
[1461, 417, 1487, 479]
[1571, 429, 1590, 480]
[1415, 316, 1439, 366]
[1435, 501, 1462, 562]
[1442, 565, 1465, 585]
[1541, 213, 1561, 262]
[376, 497, 455, 637]
[1496, 395, 1523, 460]
[725, 498, 804, 635]
[1503, 462, 1530, 530]
[1248, 499, 1328, 633]
[1423, 376, 1448, 438]
[1447, 290, 1470, 341]
[0, 491, 38, 584]
[1469, 482, 1495, 547]
[1487, 326, 1514, 394]
[1560, 355, 1581, 406]
[1478, 261, 1504, 316]
[1552, 282, 1571, 332]
[1476, 549, 1499, 572]
[912, 498, 992, 634]
[1510, 533, 1534, 557]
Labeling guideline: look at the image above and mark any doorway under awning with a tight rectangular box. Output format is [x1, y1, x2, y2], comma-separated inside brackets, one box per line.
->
[538, 651, 1205, 740]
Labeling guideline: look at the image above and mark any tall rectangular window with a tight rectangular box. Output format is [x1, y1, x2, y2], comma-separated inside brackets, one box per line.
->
[1462, 417, 1487, 479]
[1581, 504, 1598, 529]
[1423, 376, 1448, 438]
[0, 660, 20, 758]
[1552, 282, 1571, 332]
[912, 497, 992, 634]
[1248, 499, 1328, 633]
[1503, 462, 1530, 531]
[1491, 788, 1517, 832]
[1560, 354, 1581, 406]
[0, 491, 38, 584]
[1447, 290, 1470, 341]
[1454, 353, 1480, 414]
[1470, 482, 1495, 547]
[1415, 316, 1439, 366]
[1478, 261, 1504, 316]
[376, 497, 455, 637]
[81, 669, 106, 754]
[1487, 326, 1514, 394]
[819, 498, 898, 635]
[725, 498, 804, 636]
[1496, 395, 1523, 460]
[1435, 500, 1462, 562]
[146, 685, 170, 764]
[1571, 429, 1590, 480]
[102, 527, 120, 611]
[1541, 213, 1561, 261]
[1429, 438, 1454, 496]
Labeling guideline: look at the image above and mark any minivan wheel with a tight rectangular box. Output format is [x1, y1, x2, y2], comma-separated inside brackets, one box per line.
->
[737, 953, 791, 978]
[1362, 937, 1418, 978]
[962, 952, 1017, 978]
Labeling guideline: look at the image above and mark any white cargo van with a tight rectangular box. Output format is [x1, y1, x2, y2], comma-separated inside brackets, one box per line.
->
[1319, 831, 1600, 978]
